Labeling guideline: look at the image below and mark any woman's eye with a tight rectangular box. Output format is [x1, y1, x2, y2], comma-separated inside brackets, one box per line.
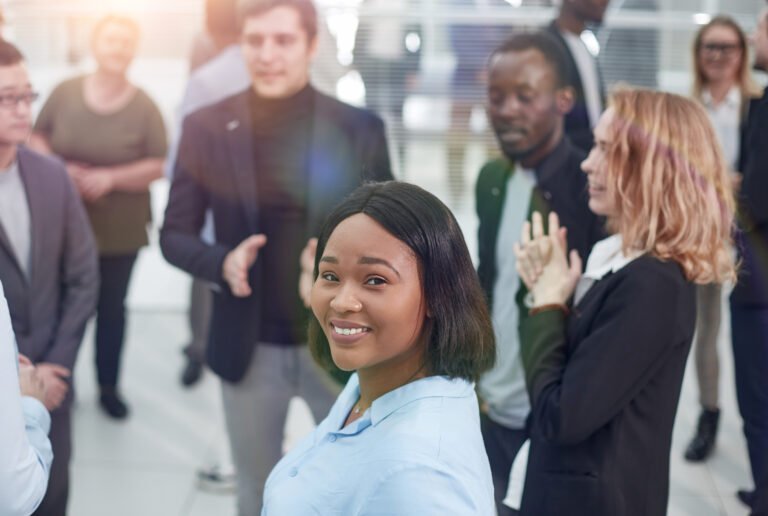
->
[365, 277, 386, 286]
[320, 272, 338, 282]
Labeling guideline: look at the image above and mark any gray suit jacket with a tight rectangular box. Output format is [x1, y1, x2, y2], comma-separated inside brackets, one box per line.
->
[0, 146, 98, 371]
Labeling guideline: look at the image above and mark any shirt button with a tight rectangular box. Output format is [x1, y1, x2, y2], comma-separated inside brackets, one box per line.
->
[288, 467, 298, 477]
[329, 435, 337, 443]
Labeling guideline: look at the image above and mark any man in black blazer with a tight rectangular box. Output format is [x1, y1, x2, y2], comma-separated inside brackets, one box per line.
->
[160, 0, 392, 513]
[475, 32, 603, 515]
[0, 41, 99, 515]
[731, 6, 768, 513]
[546, 0, 609, 151]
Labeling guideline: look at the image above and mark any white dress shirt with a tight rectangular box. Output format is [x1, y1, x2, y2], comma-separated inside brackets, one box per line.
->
[701, 86, 742, 170]
[0, 281, 53, 516]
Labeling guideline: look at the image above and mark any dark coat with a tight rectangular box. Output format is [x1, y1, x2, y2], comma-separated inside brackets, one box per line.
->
[160, 88, 393, 383]
[732, 88, 768, 307]
[519, 256, 695, 516]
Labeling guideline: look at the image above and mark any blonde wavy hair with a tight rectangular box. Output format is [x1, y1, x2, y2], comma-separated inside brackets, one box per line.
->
[605, 88, 736, 284]
[692, 16, 762, 109]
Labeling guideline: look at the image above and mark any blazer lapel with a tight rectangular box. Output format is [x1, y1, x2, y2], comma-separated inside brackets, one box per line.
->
[306, 94, 357, 238]
[0, 221, 23, 278]
[222, 93, 259, 235]
[3, 148, 38, 284]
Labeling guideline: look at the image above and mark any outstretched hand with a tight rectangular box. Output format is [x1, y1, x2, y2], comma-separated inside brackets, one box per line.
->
[513, 211, 582, 306]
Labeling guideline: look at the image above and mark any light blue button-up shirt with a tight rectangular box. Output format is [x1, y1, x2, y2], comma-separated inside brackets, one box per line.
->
[262, 374, 495, 515]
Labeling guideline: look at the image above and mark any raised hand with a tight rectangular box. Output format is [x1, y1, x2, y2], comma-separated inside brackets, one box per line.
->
[222, 234, 268, 297]
[514, 211, 582, 306]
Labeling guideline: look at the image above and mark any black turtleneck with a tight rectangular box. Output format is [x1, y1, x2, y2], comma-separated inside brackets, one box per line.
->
[249, 84, 315, 345]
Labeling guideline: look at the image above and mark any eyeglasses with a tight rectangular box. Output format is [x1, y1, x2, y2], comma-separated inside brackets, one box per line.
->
[700, 43, 742, 57]
[0, 91, 39, 108]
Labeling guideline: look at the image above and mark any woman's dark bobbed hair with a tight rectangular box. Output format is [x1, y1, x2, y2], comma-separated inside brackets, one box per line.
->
[308, 181, 495, 383]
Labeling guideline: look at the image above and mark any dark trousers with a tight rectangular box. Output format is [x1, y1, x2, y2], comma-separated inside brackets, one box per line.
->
[33, 406, 71, 516]
[731, 302, 768, 489]
[95, 253, 138, 388]
[481, 414, 527, 516]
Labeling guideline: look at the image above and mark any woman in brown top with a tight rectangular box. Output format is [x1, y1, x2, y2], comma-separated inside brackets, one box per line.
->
[31, 15, 167, 419]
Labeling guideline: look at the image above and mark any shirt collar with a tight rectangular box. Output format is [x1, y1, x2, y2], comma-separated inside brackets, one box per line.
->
[582, 234, 641, 281]
[701, 86, 741, 109]
[321, 373, 474, 437]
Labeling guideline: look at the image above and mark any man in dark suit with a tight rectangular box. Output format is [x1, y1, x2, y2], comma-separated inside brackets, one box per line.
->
[732, 6, 768, 513]
[0, 40, 98, 515]
[546, 0, 610, 151]
[475, 32, 603, 515]
[160, 0, 392, 513]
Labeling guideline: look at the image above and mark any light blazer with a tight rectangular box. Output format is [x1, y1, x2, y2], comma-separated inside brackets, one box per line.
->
[0, 145, 98, 371]
[160, 88, 393, 383]
[519, 256, 695, 516]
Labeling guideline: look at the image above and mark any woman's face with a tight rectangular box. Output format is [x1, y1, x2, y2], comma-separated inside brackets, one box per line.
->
[311, 213, 427, 376]
[92, 22, 137, 76]
[581, 107, 618, 218]
[698, 24, 743, 86]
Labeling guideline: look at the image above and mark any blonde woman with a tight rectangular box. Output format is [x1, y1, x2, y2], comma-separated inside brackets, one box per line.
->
[686, 16, 761, 462]
[514, 89, 735, 516]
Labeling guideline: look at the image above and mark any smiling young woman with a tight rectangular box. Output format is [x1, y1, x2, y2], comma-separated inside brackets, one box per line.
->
[261, 181, 496, 514]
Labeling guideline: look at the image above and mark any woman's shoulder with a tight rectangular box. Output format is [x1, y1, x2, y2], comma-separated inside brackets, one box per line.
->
[614, 255, 689, 287]
[44, 76, 85, 104]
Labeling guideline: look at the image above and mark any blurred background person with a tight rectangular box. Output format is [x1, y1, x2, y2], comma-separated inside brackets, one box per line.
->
[1, 280, 53, 516]
[354, 0, 421, 171]
[515, 89, 735, 516]
[475, 31, 603, 515]
[446, 0, 508, 204]
[160, 0, 392, 512]
[172, 0, 249, 390]
[731, 5, 768, 512]
[166, 0, 248, 495]
[684, 14, 761, 464]
[547, 0, 609, 151]
[30, 15, 167, 421]
[0, 38, 98, 516]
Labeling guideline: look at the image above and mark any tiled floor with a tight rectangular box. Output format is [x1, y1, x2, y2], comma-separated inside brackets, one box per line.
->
[65, 140, 755, 515]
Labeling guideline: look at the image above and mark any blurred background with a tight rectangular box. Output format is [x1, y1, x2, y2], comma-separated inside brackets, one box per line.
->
[2, 1, 764, 514]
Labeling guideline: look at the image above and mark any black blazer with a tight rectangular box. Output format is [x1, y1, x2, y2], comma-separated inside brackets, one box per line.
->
[519, 256, 695, 516]
[476, 137, 603, 309]
[732, 89, 768, 307]
[546, 22, 604, 152]
[160, 88, 393, 383]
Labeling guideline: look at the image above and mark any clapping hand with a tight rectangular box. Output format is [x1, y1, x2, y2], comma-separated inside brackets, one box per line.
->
[513, 211, 582, 306]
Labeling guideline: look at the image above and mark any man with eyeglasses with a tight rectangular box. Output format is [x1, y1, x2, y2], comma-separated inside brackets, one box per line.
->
[0, 40, 98, 515]
[160, 0, 392, 513]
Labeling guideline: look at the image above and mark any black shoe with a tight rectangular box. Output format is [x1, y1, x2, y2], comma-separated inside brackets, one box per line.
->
[738, 489, 755, 508]
[684, 408, 720, 462]
[99, 387, 129, 419]
[180, 357, 204, 387]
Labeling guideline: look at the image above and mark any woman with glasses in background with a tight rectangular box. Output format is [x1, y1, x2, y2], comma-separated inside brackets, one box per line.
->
[683, 15, 761, 463]
[30, 15, 167, 421]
